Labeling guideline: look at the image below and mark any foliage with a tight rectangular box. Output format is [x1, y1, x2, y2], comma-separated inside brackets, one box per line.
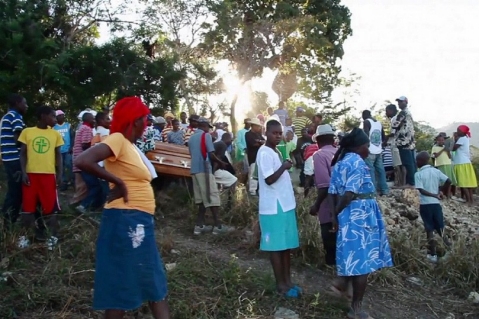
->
[202, 0, 352, 131]
[0, 0, 184, 123]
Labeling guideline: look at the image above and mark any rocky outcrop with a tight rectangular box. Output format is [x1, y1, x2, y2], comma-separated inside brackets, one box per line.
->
[378, 189, 479, 239]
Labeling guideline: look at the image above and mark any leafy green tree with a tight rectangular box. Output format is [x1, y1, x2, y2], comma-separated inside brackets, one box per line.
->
[202, 0, 352, 132]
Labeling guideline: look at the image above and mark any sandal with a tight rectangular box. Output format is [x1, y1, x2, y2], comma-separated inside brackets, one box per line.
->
[292, 285, 303, 294]
[282, 287, 299, 299]
[347, 309, 374, 319]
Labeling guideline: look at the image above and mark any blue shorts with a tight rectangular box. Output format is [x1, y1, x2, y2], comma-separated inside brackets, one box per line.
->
[419, 204, 444, 232]
[93, 208, 168, 310]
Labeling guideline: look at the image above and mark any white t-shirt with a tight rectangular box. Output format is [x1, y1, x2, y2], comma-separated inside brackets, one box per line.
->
[94, 126, 110, 167]
[367, 119, 383, 155]
[453, 136, 471, 165]
[256, 145, 296, 215]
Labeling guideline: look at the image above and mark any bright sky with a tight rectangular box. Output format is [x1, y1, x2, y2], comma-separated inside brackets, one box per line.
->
[100, 0, 479, 128]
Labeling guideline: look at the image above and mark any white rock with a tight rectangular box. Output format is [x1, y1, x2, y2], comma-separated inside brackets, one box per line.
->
[165, 263, 177, 272]
[445, 313, 455, 319]
[274, 307, 299, 319]
[468, 291, 479, 304]
[170, 249, 181, 255]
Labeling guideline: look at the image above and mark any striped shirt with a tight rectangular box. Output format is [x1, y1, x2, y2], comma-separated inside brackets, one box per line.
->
[292, 116, 312, 136]
[382, 147, 393, 168]
[0, 110, 25, 161]
[161, 125, 173, 142]
[72, 124, 93, 172]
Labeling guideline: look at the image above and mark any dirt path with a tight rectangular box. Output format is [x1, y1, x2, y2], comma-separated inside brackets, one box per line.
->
[165, 229, 476, 319]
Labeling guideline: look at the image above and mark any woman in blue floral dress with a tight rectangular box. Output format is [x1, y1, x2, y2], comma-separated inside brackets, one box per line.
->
[328, 128, 393, 319]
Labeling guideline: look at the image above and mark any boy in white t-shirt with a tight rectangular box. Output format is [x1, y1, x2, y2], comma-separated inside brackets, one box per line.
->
[256, 119, 300, 298]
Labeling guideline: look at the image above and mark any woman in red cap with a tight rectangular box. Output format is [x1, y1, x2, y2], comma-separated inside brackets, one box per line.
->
[453, 125, 477, 205]
[75, 97, 170, 318]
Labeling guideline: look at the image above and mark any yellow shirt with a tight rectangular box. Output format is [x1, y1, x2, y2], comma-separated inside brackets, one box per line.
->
[432, 145, 451, 166]
[18, 127, 63, 174]
[103, 133, 156, 214]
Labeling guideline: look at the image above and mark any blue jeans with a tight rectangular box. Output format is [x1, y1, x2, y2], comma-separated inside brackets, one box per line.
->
[365, 153, 389, 195]
[1, 160, 23, 228]
[61, 152, 73, 185]
[81, 171, 106, 210]
[398, 147, 417, 186]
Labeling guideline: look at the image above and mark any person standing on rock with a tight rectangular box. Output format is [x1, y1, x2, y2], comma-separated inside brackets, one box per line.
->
[414, 151, 452, 263]
[328, 128, 393, 319]
[362, 110, 389, 195]
[390, 96, 416, 186]
[431, 134, 456, 198]
[452, 125, 477, 205]
[385, 104, 405, 187]
[256, 119, 301, 298]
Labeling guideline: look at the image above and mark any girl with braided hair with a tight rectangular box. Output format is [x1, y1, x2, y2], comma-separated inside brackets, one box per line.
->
[328, 128, 393, 319]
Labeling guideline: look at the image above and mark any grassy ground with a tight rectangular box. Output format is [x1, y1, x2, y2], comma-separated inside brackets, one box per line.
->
[1, 172, 479, 318]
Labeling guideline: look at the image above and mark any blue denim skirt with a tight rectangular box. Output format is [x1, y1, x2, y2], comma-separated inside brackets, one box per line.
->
[93, 208, 168, 310]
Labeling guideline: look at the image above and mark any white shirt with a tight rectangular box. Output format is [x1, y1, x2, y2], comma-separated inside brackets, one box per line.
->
[366, 119, 383, 155]
[453, 136, 471, 164]
[94, 126, 110, 167]
[256, 145, 296, 215]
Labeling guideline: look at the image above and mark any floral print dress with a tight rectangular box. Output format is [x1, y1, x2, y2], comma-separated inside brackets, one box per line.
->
[328, 152, 393, 276]
[136, 126, 156, 154]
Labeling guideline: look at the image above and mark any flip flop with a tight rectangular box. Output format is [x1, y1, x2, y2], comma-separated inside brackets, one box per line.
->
[282, 287, 299, 299]
[292, 285, 303, 294]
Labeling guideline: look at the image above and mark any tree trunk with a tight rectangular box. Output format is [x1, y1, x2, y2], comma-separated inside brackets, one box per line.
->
[229, 79, 248, 134]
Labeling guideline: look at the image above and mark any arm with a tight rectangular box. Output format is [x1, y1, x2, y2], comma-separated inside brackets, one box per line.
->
[391, 111, 406, 131]
[246, 132, 263, 147]
[310, 187, 329, 214]
[417, 188, 442, 199]
[363, 120, 371, 136]
[75, 144, 123, 185]
[55, 146, 63, 184]
[264, 162, 290, 185]
[19, 144, 28, 184]
[334, 191, 355, 216]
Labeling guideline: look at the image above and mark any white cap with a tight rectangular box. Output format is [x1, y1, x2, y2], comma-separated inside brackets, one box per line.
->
[396, 96, 408, 102]
[77, 109, 97, 120]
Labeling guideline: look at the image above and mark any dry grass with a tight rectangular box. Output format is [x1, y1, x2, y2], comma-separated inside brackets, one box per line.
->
[2, 176, 479, 318]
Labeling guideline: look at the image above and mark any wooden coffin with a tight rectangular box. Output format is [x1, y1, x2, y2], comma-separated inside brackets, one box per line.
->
[147, 142, 191, 178]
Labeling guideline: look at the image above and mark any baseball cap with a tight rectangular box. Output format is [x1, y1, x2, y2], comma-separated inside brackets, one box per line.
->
[197, 117, 213, 128]
[296, 107, 305, 112]
[56, 110, 65, 116]
[396, 96, 408, 102]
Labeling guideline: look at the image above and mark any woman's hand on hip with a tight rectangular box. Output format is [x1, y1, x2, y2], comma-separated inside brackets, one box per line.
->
[107, 180, 129, 203]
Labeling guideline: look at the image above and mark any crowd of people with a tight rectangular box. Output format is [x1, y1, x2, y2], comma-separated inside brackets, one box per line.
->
[0, 93, 477, 319]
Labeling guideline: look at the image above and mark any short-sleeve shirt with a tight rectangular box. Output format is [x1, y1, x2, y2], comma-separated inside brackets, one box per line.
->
[0, 109, 25, 161]
[167, 129, 185, 145]
[452, 136, 471, 165]
[273, 109, 289, 126]
[53, 123, 71, 153]
[103, 133, 155, 214]
[73, 124, 93, 172]
[245, 130, 265, 164]
[313, 145, 336, 224]
[18, 127, 63, 174]
[256, 145, 296, 215]
[391, 108, 415, 149]
[161, 125, 173, 142]
[292, 116, 312, 136]
[188, 130, 215, 174]
[184, 127, 196, 145]
[414, 165, 448, 205]
[431, 145, 451, 167]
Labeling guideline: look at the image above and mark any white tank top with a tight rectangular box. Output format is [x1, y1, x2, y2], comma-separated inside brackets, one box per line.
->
[367, 119, 383, 155]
